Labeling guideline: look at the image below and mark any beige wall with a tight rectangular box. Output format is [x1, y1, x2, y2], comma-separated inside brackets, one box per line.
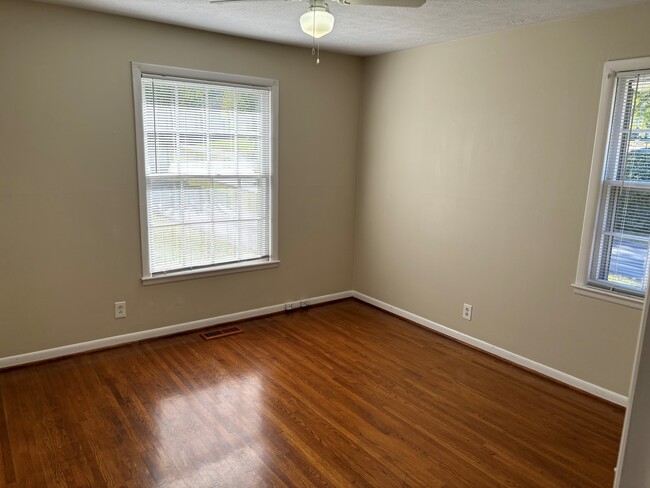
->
[354, 3, 650, 395]
[0, 0, 361, 358]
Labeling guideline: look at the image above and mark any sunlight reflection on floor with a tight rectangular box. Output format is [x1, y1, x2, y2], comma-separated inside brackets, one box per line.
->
[153, 374, 267, 487]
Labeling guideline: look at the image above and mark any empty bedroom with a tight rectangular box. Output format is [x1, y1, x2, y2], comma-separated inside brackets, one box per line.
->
[1, 0, 650, 486]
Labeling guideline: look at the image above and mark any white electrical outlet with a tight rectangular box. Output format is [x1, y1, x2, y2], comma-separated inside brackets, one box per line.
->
[462, 303, 473, 321]
[285, 303, 295, 311]
[114, 301, 127, 319]
[300, 300, 309, 308]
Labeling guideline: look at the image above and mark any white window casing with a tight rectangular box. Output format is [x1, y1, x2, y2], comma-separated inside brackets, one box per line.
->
[131, 63, 279, 284]
[575, 56, 650, 309]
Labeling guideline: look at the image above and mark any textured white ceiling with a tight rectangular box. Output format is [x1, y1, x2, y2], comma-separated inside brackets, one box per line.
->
[35, 0, 647, 56]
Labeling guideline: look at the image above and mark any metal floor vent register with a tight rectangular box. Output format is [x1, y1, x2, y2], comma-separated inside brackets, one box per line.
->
[200, 326, 243, 340]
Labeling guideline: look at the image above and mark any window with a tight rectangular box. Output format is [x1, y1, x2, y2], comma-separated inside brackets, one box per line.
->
[590, 70, 650, 296]
[132, 63, 278, 284]
[576, 57, 650, 306]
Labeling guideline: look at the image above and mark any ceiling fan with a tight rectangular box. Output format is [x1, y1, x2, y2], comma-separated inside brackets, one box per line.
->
[210, 0, 425, 62]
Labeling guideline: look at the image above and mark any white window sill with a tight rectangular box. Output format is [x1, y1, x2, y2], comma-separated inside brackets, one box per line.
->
[571, 283, 643, 310]
[142, 259, 280, 286]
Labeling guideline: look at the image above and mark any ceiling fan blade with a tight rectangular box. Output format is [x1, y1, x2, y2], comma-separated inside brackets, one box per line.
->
[209, 0, 302, 3]
[343, 0, 425, 7]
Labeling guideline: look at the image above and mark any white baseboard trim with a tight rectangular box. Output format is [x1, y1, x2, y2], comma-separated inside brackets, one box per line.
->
[0, 289, 629, 407]
[0, 290, 353, 370]
[352, 291, 628, 407]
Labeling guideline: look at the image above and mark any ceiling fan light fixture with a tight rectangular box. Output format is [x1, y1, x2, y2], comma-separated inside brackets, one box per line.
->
[300, 5, 335, 39]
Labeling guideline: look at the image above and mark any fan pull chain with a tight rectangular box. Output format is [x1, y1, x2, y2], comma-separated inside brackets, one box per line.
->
[310, 35, 321, 64]
[311, 7, 320, 65]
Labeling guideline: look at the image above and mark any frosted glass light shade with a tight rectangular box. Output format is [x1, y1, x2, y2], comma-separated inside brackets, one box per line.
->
[300, 8, 334, 39]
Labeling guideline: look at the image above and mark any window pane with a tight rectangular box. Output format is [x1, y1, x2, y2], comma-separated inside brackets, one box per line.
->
[147, 178, 182, 226]
[608, 187, 650, 237]
[150, 225, 183, 273]
[592, 186, 650, 293]
[183, 223, 216, 268]
[624, 148, 650, 182]
[182, 179, 213, 224]
[605, 236, 648, 292]
[214, 221, 239, 263]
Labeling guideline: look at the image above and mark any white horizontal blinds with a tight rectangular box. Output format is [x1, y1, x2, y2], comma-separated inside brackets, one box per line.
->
[590, 70, 650, 295]
[141, 75, 272, 275]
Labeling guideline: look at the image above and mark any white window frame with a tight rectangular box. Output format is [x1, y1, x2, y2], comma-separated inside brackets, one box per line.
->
[131, 62, 279, 285]
[574, 56, 650, 309]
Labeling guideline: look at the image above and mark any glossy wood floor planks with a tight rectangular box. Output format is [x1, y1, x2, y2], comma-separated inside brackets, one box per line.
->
[0, 299, 624, 487]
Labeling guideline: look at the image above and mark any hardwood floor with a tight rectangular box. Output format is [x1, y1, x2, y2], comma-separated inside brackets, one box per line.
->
[0, 299, 624, 487]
